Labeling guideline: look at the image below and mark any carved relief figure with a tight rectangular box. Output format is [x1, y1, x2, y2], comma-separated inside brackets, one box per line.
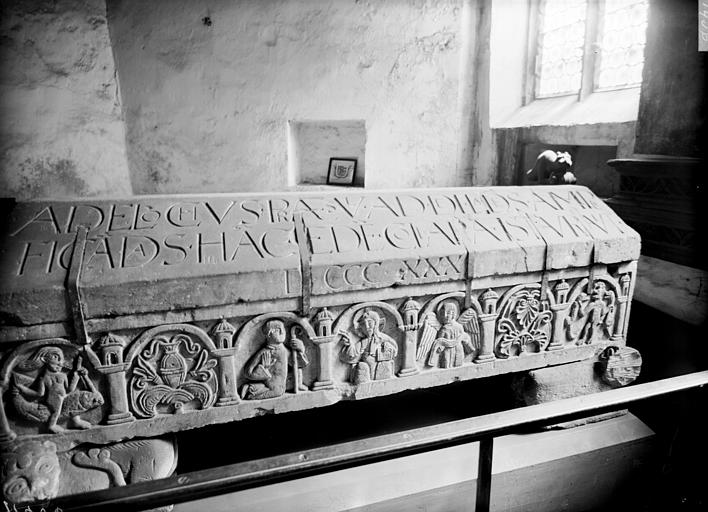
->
[496, 288, 552, 358]
[240, 319, 309, 400]
[1, 437, 176, 507]
[10, 347, 103, 433]
[565, 281, 616, 345]
[417, 301, 480, 368]
[129, 333, 218, 417]
[339, 308, 398, 384]
[1, 440, 60, 504]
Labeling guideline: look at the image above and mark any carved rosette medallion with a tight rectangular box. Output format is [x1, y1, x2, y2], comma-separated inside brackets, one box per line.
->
[128, 331, 218, 418]
[495, 288, 553, 358]
[599, 346, 642, 387]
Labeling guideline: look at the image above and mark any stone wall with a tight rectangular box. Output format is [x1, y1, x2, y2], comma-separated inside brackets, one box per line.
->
[106, 0, 464, 194]
[0, 0, 132, 200]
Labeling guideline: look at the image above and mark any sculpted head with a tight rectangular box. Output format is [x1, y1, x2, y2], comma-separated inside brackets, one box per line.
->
[591, 281, 607, 300]
[357, 309, 383, 337]
[438, 301, 459, 324]
[262, 319, 286, 345]
[33, 347, 65, 373]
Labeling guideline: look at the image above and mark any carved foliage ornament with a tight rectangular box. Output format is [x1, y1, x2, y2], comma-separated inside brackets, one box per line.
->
[129, 333, 218, 418]
[496, 288, 552, 358]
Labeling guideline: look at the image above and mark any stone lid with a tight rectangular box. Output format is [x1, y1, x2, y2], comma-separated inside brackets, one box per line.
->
[0, 186, 639, 336]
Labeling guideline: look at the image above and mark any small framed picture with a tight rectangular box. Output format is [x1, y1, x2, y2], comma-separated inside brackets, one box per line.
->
[327, 158, 357, 186]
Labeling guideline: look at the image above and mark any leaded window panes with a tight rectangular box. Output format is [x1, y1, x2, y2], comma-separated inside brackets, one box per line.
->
[597, 0, 648, 89]
[536, 0, 587, 97]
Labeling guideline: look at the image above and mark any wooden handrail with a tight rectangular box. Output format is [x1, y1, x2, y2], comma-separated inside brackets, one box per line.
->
[50, 370, 708, 512]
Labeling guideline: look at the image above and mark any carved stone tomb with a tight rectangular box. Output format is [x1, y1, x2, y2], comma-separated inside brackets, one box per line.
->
[0, 185, 641, 505]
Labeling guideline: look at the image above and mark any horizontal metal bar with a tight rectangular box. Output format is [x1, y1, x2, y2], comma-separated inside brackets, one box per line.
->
[53, 370, 708, 512]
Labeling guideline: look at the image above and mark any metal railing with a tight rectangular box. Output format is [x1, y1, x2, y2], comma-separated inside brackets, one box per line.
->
[48, 370, 708, 512]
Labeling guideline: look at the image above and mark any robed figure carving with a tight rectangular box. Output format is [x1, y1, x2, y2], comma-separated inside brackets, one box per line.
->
[565, 281, 616, 345]
[417, 301, 480, 368]
[339, 308, 398, 384]
[241, 319, 309, 400]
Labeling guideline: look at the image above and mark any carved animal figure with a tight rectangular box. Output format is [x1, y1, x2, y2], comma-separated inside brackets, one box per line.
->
[12, 388, 104, 425]
[11, 347, 102, 433]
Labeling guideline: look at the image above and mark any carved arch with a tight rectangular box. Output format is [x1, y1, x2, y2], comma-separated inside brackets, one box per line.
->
[125, 323, 216, 364]
[332, 301, 405, 335]
[235, 312, 316, 345]
[495, 282, 557, 315]
[565, 275, 621, 307]
[419, 291, 483, 321]
[0, 338, 101, 388]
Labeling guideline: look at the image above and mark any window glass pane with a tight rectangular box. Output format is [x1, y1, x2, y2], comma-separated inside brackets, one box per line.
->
[597, 0, 648, 89]
[536, 0, 587, 97]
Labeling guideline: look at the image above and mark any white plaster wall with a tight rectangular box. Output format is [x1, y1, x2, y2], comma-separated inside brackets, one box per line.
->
[107, 0, 462, 194]
[0, 0, 132, 200]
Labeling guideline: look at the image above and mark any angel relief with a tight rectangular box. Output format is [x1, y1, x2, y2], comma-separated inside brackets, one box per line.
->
[565, 281, 616, 345]
[416, 301, 480, 369]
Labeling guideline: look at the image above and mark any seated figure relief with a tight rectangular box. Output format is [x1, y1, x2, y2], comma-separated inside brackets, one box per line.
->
[241, 319, 309, 400]
[339, 308, 398, 384]
[11, 347, 103, 434]
[417, 301, 480, 368]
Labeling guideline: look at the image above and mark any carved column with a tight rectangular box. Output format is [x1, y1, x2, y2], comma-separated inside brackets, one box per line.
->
[211, 319, 240, 406]
[312, 308, 336, 390]
[95, 333, 134, 425]
[398, 298, 420, 377]
[612, 274, 632, 342]
[101, 365, 135, 424]
[311, 337, 335, 390]
[475, 289, 498, 363]
[548, 280, 570, 351]
[214, 350, 240, 406]
[476, 314, 497, 363]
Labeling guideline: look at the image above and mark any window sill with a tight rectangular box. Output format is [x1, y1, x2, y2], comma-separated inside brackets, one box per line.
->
[495, 87, 640, 129]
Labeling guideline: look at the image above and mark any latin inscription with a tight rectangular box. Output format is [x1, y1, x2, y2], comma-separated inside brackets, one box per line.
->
[6, 188, 627, 279]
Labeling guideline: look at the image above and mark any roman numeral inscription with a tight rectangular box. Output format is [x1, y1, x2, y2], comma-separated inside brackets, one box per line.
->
[0, 186, 639, 326]
[312, 255, 466, 293]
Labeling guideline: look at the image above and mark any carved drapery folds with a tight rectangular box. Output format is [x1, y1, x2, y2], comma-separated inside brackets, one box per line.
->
[236, 313, 315, 400]
[0, 269, 635, 442]
[416, 293, 481, 368]
[334, 302, 404, 385]
[126, 324, 219, 418]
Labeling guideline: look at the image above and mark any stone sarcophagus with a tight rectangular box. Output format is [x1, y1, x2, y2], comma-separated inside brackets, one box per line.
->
[0, 185, 640, 503]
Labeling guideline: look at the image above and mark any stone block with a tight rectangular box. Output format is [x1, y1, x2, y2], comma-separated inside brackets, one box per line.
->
[0, 185, 640, 503]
